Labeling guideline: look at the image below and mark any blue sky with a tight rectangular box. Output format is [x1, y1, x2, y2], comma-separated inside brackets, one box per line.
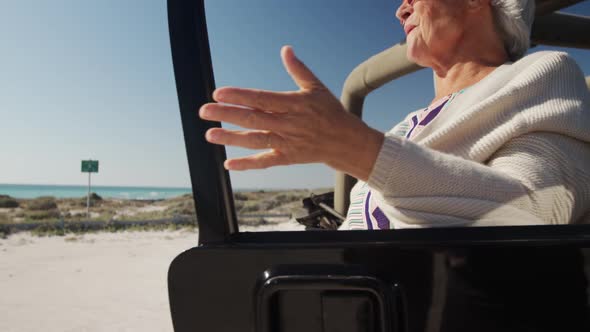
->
[1, 0, 589, 189]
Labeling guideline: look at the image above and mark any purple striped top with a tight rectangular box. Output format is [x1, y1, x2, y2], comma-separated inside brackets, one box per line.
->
[344, 92, 459, 230]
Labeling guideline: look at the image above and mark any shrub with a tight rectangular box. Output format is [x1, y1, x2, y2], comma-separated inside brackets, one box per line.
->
[234, 201, 245, 212]
[25, 209, 60, 221]
[166, 200, 196, 216]
[239, 202, 262, 213]
[31, 223, 64, 236]
[274, 194, 293, 204]
[234, 192, 249, 201]
[78, 192, 103, 207]
[27, 197, 58, 211]
[0, 195, 19, 208]
[89, 192, 103, 201]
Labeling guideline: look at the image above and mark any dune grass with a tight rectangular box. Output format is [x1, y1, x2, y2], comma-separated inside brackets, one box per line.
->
[0, 188, 331, 236]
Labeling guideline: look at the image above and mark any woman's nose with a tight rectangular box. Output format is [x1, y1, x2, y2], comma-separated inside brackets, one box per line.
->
[396, 0, 414, 24]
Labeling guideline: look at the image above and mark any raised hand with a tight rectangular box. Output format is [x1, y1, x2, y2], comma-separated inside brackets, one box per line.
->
[198, 46, 384, 182]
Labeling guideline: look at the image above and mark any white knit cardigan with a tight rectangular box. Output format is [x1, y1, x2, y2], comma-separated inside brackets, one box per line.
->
[350, 51, 590, 228]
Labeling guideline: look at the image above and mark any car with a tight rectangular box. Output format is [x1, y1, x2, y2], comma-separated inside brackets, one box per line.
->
[166, 1, 590, 331]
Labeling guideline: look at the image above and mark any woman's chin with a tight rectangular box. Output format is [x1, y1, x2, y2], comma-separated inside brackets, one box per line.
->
[406, 47, 425, 66]
[405, 40, 433, 68]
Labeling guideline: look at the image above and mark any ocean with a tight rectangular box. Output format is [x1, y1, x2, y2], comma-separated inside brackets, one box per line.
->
[0, 184, 193, 200]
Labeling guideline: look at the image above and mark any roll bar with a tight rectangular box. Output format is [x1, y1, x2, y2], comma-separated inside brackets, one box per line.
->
[532, 12, 590, 49]
[334, 43, 422, 214]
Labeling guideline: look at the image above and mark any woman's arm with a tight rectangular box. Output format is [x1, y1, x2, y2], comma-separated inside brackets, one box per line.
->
[367, 132, 590, 227]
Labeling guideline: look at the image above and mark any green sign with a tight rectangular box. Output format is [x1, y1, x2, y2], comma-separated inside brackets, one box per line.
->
[81, 160, 99, 173]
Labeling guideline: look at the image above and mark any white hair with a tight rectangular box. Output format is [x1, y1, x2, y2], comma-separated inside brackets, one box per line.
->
[490, 0, 536, 60]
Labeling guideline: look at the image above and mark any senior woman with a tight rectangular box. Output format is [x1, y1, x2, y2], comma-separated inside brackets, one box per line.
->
[199, 0, 590, 228]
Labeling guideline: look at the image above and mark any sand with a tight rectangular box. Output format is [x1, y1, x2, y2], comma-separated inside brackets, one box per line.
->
[0, 221, 303, 332]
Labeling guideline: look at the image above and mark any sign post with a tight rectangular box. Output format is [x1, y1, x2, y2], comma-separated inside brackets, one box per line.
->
[81, 160, 99, 219]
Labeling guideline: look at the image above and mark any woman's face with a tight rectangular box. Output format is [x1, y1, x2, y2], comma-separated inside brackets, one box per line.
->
[396, 0, 469, 67]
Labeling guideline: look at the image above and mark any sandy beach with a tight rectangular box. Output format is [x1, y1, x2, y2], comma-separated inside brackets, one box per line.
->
[0, 221, 303, 332]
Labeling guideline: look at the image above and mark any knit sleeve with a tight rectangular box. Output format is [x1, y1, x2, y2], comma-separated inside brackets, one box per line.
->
[366, 132, 590, 228]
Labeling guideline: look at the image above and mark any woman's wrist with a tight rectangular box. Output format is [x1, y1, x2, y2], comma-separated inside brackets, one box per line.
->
[326, 124, 385, 182]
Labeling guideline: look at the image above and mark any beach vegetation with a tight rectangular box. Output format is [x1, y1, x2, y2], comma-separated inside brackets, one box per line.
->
[0, 188, 318, 236]
[115, 210, 168, 221]
[89, 192, 103, 201]
[26, 196, 58, 211]
[274, 193, 306, 204]
[239, 202, 264, 213]
[0, 195, 20, 208]
[30, 223, 65, 237]
[234, 200, 245, 211]
[24, 209, 61, 221]
[76, 192, 104, 207]
[164, 196, 196, 216]
[234, 192, 249, 201]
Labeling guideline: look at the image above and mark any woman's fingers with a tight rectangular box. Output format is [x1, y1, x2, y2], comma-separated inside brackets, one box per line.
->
[200, 46, 342, 171]
[205, 128, 283, 150]
[213, 87, 295, 113]
[224, 150, 287, 170]
[212, 46, 328, 112]
[199, 103, 287, 131]
[281, 45, 326, 90]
